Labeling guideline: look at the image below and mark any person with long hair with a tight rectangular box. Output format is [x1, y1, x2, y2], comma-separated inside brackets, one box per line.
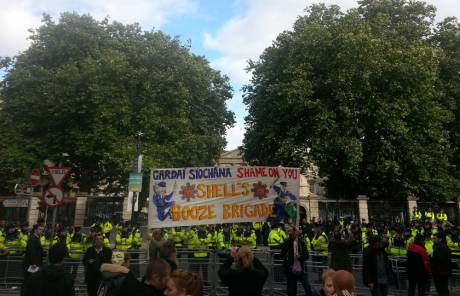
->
[164, 269, 203, 296]
[218, 246, 268, 296]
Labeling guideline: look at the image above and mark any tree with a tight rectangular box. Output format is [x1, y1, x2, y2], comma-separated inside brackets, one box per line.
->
[0, 13, 234, 194]
[243, 0, 459, 201]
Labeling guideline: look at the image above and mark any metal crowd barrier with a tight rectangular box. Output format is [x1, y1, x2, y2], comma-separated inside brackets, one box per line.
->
[0, 250, 459, 296]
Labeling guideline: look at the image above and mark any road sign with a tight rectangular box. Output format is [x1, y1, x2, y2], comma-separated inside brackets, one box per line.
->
[46, 166, 71, 186]
[3, 199, 29, 207]
[14, 183, 33, 195]
[30, 169, 41, 187]
[128, 172, 143, 192]
[43, 186, 64, 207]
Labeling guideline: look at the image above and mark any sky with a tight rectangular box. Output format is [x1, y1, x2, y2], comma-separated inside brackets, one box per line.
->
[1, 0, 460, 151]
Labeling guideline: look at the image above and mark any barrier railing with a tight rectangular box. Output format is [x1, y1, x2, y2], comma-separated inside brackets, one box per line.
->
[0, 249, 459, 296]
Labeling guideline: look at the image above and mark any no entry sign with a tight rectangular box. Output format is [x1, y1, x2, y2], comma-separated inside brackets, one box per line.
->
[30, 169, 41, 187]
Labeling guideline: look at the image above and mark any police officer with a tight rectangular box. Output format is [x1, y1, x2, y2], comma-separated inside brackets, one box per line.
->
[446, 227, 460, 258]
[436, 210, 448, 222]
[5, 224, 22, 256]
[311, 224, 328, 282]
[171, 227, 185, 250]
[192, 226, 211, 282]
[115, 224, 133, 251]
[388, 228, 407, 256]
[268, 223, 286, 250]
[410, 207, 422, 221]
[68, 226, 86, 259]
[240, 224, 257, 249]
[217, 224, 233, 251]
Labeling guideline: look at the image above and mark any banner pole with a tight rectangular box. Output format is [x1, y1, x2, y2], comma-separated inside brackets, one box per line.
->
[296, 168, 301, 229]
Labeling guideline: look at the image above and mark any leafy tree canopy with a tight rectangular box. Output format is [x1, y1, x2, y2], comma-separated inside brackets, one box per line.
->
[0, 13, 234, 194]
[243, 0, 460, 201]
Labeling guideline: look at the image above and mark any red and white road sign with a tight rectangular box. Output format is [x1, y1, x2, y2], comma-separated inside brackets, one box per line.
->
[46, 166, 71, 186]
[43, 186, 64, 207]
[30, 169, 41, 187]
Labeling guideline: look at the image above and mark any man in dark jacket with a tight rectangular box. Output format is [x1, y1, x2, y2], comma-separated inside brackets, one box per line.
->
[23, 224, 44, 283]
[83, 233, 112, 296]
[407, 234, 431, 296]
[329, 230, 353, 272]
[24, 243, 74, 296]
[362, 235, 395, 296]
[281, 226, 312, 296]
[431, 233, 451, 296]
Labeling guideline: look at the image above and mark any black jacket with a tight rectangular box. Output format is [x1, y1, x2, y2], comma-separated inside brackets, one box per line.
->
[24, 264, 74, 296]
[23, 233, 43, 270]
[218, 257, 268, 296]
[280, 237, 309, 273]
[329, 239, 353, 272]
[99, 270, 128, 296]
[430, 243, 451, 278]
[362, 246, 395, 286]
[82, 246, 112, 283]
[119, 272, 164, 296]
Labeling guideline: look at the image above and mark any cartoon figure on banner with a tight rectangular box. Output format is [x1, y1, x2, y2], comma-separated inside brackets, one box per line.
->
[270, 178, 297, 222]
[152, 181, 177, 221]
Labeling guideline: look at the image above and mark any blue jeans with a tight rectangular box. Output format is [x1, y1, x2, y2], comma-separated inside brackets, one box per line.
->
[286, 271, 312, 296]
[371, 283, 389, 296]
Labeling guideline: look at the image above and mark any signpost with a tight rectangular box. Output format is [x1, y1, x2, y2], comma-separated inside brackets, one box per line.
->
[42, 165, 71, 247]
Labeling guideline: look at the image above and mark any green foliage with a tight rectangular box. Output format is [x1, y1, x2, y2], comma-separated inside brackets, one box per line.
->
[243, 0, 459, 201]
[0, 13, 234, 194]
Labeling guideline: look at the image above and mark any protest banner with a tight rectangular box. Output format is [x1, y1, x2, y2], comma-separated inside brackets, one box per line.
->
[148, 166, 300, 228]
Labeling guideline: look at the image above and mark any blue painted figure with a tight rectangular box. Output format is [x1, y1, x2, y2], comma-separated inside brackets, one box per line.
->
[271, 181, 297, 221]
[152, 181, 177, 221]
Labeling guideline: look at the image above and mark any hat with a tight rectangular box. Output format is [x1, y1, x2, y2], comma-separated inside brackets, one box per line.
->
[280, 182, 288, 186]
[157, 182, 167, 188]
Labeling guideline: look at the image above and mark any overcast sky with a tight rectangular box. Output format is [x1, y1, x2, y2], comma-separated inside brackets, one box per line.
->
[1, 0, 459, 150]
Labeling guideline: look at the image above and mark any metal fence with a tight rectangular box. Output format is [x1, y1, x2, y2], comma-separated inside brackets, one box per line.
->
[0, 250, 459, 296]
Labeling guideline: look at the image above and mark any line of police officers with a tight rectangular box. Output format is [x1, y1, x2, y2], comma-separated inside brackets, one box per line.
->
[0, 207, 458, 262]
[0, 220, 142, 260]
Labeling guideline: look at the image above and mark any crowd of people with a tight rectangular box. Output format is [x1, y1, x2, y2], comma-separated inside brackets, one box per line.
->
[0, 206, 458, 296]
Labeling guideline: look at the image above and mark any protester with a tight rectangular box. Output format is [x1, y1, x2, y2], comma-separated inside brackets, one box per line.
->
[83, 233, 113, 296]
[431, 233, 451, 296]
[23, 224, 44, 283]
[164, 269, 203, 296]
[312, 269, 335, 296]
[24, 243, 74, 296]
[407, 234, 431, 296]
[280, 226, 312, 296]
[333, 270, 355, 296]
[159, 239, 178, 272]
[149, 229, 166, 260]
[98, 252, 131, 296]
[120, 258, 171, 296]
[362, 236, 395, 296]
[218, 246, 268, 296]
[329, 229, 353, 272]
